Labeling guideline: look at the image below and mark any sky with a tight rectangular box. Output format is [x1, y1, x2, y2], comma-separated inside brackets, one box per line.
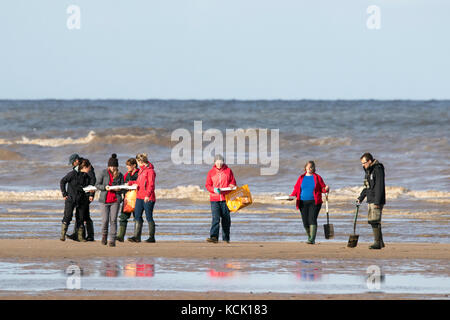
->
[0, 0, 449, 100]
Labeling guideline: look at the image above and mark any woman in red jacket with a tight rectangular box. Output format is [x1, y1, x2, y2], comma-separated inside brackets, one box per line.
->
[205, 154, 236, 243]
[290, 161, 329, 244]
[127, 153, 156, 243]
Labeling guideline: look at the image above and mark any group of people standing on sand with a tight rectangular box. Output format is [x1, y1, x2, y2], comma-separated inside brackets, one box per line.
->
[60, 152, 386, 250]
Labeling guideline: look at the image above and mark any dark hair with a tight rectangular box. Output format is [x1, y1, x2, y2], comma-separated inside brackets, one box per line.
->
[79, 159, 91, 170]
[304, 161, 316, 173]
[360, 153, 374, 161]
[126, 158, 137, 166]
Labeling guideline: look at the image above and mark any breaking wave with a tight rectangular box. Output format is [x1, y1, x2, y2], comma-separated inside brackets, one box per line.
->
[0, 185, 448, 204]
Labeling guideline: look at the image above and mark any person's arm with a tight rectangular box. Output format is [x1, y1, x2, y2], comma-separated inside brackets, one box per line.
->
[290, 176, 301, 197]
[357, 183, 367, 204]
[317, 175, 329, 193]
[95, 171, 107, 191]
[205, 171, 215, 194]
[144, 170, 155, 200]
[373, 166, 385, 207]
[88, 167, 96, 185]
[60, 172, 73, 198]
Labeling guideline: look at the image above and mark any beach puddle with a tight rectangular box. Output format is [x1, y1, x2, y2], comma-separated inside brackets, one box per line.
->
[0, 258, 449, 296]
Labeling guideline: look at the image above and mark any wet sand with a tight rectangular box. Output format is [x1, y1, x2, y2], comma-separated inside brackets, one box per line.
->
[0, 290, 448, 300]
[0, 239, 449, 260]
[1, 240, 449, 300]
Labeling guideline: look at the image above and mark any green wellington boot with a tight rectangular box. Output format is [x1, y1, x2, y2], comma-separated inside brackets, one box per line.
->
[60, 223, 68, 241]
[307, 225, 317, 244]
[369, 224, 382, 249]
[77, 225, 87, 242]
[304, 225, 311, 243]
[116, 223, 127, 242]
[145, 221, 156, 243]
[128, 221, 142, 243]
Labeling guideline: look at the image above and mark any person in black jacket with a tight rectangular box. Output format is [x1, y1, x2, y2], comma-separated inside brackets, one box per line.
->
[66, 154, 96, 241]
[357, 153, 386, 249]
[60, 159, 94, 241]
[116, 158, 140, 242]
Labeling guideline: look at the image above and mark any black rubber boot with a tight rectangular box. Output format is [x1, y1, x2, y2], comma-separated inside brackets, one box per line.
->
[128, 221, 142, 243]
[66, 227, 78, 241]
[60, 223, 68, 241]
[307, 225, 317, 244]
[369, 224, 382, 249]
[116, 223, 127, 242]
[145, 221, 156, 243]
[85, 220, 95, 241]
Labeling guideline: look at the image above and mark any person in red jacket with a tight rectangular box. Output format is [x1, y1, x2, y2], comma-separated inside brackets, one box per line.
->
[290, 161, 329, 244]
[205, 154, 236, 243]
[127, 153, 156, 243]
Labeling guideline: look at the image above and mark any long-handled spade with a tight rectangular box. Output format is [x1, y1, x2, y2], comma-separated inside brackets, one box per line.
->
[323, 194, 334, 239]
[347, 202, 360, 248]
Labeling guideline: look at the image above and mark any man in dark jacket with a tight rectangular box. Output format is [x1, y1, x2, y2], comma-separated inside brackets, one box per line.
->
[66, 154, 96, 241]
[357, 152, 386, 249]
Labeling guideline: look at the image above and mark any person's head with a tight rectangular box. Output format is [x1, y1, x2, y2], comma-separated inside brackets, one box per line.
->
[69, 153, 80, 166]
[214, 154, 224, 169]
[126, 158, 138, 173]
[136, 153, 149, 167]
[304, 161, 316, 175]
[360, 153, 374, 170]
[108, 154, 119, 177]
[79, 159, 91, 173]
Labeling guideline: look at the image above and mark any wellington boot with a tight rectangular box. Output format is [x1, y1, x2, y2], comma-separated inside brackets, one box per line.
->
[60, 223, 68, 241]
[85, 221, 95, 241]
[128, 221, 142, 243]
[116, 223, 127, 242]
[77, 225, 87, 242]
[145, 221, 156, 243]
[369, 224, 382, 249]
[307, 225, 317, 244]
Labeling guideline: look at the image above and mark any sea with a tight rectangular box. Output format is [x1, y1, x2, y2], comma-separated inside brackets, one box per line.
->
[0, 100, 448, 242]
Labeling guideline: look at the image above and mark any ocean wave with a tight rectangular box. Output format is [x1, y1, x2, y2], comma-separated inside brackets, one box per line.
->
[0, 185, 448, 204]
[0, 128, 174, 148]
[0, 148, 24, 160]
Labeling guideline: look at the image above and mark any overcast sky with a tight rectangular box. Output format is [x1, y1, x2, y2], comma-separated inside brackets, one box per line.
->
[0, 0, 449, 99]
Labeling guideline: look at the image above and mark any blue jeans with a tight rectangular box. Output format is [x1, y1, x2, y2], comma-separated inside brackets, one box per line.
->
[134, 199, 155, 224]
[210, 201, 231, 241]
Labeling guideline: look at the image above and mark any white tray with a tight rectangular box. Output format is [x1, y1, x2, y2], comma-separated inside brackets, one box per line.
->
[274, 195, 296, 200]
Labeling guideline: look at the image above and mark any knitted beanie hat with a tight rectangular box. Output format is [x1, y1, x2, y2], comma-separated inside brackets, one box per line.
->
[108, 153, 119, 167]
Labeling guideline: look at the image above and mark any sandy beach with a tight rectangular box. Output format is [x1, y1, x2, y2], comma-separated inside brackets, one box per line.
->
[1, 239, 449, 260]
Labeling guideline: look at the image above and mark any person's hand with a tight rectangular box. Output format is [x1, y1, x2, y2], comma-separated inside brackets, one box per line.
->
[63, 196, 68, 201]
[89, 196, 94, 202]
[144, 196, 150, 203]
[89, 190, 95, 194]
[325, 185, 330, 192]
[214, 188, 221, 194]
[355, 199, 361, 205]
[229, 184, 236, 189]
[105, 186, 110, 191]
[374, 204, 380, 209]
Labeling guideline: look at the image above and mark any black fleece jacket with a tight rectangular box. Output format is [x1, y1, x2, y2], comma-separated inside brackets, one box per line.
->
[358, 160, 386, 206]
[60, 170, 91, 204]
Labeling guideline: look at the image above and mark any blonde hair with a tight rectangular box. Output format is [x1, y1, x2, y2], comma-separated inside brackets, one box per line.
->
[136, 153, 149, 164]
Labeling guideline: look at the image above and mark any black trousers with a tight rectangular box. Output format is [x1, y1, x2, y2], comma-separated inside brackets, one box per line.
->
[62, 198, 89, 228]
[299, 200, 322, 227]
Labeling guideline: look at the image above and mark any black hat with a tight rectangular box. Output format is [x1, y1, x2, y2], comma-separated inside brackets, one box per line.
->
[69, 153, 80, 165]
[108, 153, 119, 167]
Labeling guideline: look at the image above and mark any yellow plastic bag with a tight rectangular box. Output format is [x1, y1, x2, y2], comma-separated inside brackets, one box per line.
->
[225, 184, 253, 213]
[123, 190, 137, 213]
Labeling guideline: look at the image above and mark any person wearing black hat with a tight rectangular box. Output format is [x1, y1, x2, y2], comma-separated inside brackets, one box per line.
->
[60, 159, 94, 241]
[66, 153, 97, 241]
[95, 154, 124, 247]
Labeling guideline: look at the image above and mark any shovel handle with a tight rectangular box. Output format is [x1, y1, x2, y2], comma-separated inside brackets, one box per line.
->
[353, 204, 360, 234]
[325, 193, 330, 224]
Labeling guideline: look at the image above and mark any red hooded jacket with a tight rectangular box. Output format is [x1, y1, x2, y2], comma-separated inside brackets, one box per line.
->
[128, 162, 156, 201]
[205, 164, 237, 202]
[290, 173, 327, 209]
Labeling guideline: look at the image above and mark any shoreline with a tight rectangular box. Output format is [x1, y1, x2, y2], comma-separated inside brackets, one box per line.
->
[1, 239, 449, 260]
